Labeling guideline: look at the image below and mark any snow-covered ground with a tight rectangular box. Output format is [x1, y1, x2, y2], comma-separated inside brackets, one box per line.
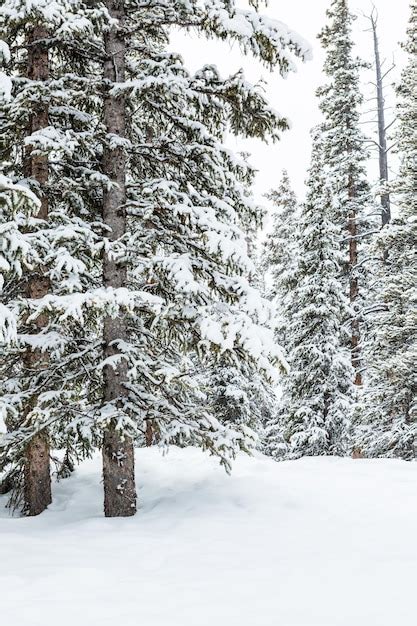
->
[1, 447, 417, 626]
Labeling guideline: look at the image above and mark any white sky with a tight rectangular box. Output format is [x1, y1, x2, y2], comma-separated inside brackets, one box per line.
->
[171, 0, 411, 206]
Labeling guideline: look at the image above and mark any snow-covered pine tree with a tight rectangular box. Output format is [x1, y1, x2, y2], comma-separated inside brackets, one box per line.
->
[0, 1, 109, 513]
[89, 1, 311, 488]
[261, 171, 299, 455]
[353, 2, 417, 459]
[317, 0, 374, 386]
[263, 170, 299, 344]
[265, 130, 355, 459]
[115, 18, 301, 466]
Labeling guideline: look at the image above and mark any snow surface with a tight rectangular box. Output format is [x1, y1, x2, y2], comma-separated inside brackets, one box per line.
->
[1, 447, 417, 626]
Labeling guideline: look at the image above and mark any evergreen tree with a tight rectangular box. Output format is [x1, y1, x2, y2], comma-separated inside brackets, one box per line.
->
[317, 0, 374, 386]
[265, 132, 355, 459]
[354, 2, 417, 458]
[95, 1, 310, 482]
[261, 170, 299, 456]
[0, 1, 111, 512]
[1, 1, 311, 513]
[263, 170, 299, 345]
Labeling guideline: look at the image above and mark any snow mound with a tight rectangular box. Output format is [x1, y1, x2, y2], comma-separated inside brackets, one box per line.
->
[1, 447, 417, 626]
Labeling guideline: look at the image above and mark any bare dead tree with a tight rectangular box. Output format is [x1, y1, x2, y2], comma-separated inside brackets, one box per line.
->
[363, 5, 396, 226]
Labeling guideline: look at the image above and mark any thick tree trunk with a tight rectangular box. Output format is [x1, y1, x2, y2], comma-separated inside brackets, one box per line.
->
[23, 25, 52, 516]
[371, 15, 391, 226]
[24, 431, 51, 515]
[102, 0, 136, 517]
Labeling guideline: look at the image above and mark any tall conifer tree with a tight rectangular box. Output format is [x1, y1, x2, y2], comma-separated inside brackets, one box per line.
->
[317, 0, 374, 386]
[265, 132, 355, 459]
[0, 1, 108, 514]
[92, 1, 311, 506]
[263, 170, 299, 345]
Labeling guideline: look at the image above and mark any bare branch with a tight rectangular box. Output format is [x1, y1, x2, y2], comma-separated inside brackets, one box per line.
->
[384, 118, 397, 133]
[386, 141, 398, 153]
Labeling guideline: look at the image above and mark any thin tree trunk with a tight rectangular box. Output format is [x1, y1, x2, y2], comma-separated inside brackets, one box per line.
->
[102, 0, 136, 517]
[371, 13, 391, 226]
[22, 25, 52, 516]
[145, 421, 154, 447]
[348, 179, 362, 387]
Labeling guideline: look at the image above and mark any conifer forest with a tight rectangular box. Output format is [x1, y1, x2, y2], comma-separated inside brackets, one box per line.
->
[0, 1, 416, 624]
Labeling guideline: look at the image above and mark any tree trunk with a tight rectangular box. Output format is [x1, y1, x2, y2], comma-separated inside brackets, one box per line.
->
[371, 14, 391, 226]
[22, 25, 52, 516]
[348, 180, 362, 387]
[24, 431, 51, 515]
[102, 0, 136, 517]
[145, 421, 154, 447]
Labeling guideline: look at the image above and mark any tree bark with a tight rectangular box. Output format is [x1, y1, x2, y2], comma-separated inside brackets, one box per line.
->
[371, 13, 391, 226]
[145, 420, 154, 447]
[348, 180, 362, 387]
[22, 25, 52, 516]
[102, 0, 136, 517]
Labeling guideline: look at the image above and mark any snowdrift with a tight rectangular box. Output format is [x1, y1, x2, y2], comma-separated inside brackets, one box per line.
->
[1, 447, 416, 626]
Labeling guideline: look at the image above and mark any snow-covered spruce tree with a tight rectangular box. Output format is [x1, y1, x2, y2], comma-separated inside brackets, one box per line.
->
[353, 2, 417, 459]
[89, 1, 310, 503]
[0, 2, 109, 513]
[263, 170, 299, 344]
[317, 0, 375, 386]
[261, 170, 299, 457]
[265, 131, 355, 459]
[0, 8, 54, 514]
[0, 1, 155, 516]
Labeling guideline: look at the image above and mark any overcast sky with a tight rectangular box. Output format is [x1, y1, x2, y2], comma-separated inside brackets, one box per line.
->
[171, 0, 411, 208]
